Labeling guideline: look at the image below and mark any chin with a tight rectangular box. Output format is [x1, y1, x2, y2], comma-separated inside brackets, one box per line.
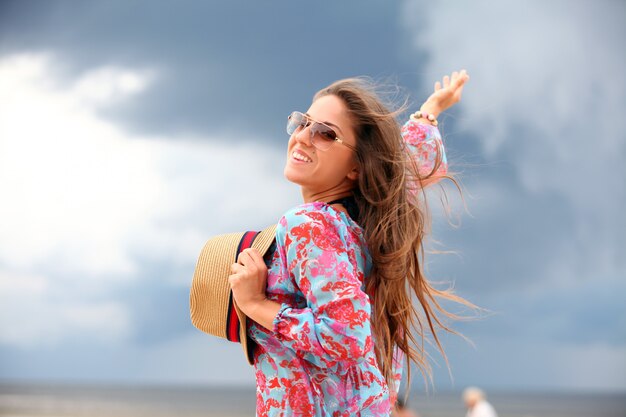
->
[284, 166, 304, 186]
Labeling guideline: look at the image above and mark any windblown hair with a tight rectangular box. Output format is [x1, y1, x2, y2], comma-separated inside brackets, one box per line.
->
[313, 77, 474, 395]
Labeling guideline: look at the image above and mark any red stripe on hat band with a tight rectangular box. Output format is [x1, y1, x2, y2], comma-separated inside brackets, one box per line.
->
[226, 231, 260, 343]
[237, 231, 258, 255]
[227, 300, 240, 343]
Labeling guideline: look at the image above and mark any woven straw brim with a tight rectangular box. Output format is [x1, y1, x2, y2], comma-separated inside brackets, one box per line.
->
[190, 223, 277, 365]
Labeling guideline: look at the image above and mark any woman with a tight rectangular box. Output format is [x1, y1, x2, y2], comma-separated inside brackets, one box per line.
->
[229, 70, 470, 416]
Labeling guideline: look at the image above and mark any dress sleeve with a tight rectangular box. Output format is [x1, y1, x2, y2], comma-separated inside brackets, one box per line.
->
[271, 206, 373, 371]
[401, 118, 448, 186]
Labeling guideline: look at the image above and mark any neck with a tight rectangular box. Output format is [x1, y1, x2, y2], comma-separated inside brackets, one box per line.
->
[301, 183, 354, 204]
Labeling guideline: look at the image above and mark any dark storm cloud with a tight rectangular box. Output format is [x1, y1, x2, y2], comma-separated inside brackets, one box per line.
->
[430, 177, 576, 294]
[0, 0, 420, 143]
[424, 120, 579, 294]
[450, 282, 626, 347]
[422, 119, 624, 348]
[422, 165, 624, 348]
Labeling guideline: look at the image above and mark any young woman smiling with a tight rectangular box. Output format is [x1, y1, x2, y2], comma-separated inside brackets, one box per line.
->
[229, 70, 471, 416]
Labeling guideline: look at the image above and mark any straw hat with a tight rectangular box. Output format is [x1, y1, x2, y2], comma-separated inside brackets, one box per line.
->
[190, 224, 277, 365]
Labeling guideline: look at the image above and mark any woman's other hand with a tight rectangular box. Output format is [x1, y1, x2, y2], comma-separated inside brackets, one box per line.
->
[420, 69, 470, 118]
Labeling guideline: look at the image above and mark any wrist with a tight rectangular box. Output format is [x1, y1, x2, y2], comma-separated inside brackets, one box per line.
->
[238, 296, 263, 317]
[419, 101, 442, 119]
[411, 109, 439, 127]
[241, 298, 282, 332]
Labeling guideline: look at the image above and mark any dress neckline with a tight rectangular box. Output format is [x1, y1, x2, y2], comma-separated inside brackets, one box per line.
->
[325, 195, 360, 225]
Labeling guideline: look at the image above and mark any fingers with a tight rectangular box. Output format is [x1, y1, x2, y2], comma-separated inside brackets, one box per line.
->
[231, 248, 268, 279]
[451, 71, 459, 86]
[454, 69, 469, 87]
[236, 248, 266, 270]
[230, 262, 245, 274]
[441, 69, 469, 90]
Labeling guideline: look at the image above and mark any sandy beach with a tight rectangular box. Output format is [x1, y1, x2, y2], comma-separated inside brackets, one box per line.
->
[1, 382, 625, 417]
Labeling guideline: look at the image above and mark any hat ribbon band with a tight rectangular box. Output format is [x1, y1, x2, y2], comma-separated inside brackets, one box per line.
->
[226, 230, 260, 343]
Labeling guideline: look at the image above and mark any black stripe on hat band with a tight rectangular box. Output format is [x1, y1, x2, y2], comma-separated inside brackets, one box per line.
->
[225, 231, 259, 343]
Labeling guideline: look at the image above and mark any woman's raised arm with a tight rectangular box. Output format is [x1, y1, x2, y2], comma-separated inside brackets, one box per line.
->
[403, 69, 470, 188]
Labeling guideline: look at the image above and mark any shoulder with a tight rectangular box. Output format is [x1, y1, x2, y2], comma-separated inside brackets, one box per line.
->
[276, 202, 350, 249]
[475, 401, 497, 417]
[280, 201, 342, 227]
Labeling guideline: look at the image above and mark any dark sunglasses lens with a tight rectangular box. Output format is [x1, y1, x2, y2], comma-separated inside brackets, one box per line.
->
[311, 124, 337, 142]
[286, 112, 338, 151]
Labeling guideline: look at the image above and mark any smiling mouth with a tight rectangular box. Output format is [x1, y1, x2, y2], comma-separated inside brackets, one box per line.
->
[292, 151, 312, 163]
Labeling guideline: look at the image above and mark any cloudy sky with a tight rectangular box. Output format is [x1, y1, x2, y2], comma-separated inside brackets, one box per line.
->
[0, 0, 624, 392]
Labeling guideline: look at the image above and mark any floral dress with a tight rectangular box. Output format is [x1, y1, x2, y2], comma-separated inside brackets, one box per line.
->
[248, 120, 446, 417]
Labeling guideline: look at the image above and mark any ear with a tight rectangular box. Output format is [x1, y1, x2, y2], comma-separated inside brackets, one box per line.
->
[346, 163, 359, 181]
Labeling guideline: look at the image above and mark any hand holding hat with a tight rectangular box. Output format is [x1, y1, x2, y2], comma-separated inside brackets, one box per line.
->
[189, 224, 277, 365]
[229, 248, 282, 331]
[229, 247, 269, 310]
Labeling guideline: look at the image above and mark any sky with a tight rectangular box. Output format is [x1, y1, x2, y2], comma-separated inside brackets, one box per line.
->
[0, 0, 624, 393]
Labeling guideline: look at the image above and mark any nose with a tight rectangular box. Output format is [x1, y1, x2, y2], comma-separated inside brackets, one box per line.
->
[293, 124, 314, 148]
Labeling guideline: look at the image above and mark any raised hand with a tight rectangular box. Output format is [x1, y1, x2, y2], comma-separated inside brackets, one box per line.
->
[421, 69, 470, 118]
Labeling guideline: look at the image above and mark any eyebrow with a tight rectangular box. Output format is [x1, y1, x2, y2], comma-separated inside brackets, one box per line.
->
[304, 112, 344, 136]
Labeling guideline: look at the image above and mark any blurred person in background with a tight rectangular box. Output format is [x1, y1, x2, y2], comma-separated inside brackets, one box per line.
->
[394, 396, 421, 417]
[463, 387, 498, 417]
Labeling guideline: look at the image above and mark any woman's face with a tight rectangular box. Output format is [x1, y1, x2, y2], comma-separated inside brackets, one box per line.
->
[284, 95, 359, 202]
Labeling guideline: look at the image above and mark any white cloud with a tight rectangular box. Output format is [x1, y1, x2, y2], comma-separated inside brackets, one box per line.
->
[403, 0, 625, 202]
[0, 53, 162, 277]
[0, 52, 299, 348]
[72, 65, 155, 106]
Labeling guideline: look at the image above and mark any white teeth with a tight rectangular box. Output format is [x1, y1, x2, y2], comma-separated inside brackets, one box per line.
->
[292, 151, 312, 162]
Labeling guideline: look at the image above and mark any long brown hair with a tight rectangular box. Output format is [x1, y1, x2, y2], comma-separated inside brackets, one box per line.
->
[313, 77, 475, 395]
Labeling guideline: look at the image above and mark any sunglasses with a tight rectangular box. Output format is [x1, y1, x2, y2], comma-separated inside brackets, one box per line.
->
[286, 111, 357, 152]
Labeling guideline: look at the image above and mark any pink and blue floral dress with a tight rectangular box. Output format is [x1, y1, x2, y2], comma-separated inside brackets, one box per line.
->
[247, 120, 447, 416]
